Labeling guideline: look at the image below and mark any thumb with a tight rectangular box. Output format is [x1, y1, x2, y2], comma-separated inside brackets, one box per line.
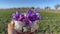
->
[8, 22, 14, 34]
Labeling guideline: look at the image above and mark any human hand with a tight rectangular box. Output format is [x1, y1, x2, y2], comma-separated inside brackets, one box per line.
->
[8, 23, 18, 34]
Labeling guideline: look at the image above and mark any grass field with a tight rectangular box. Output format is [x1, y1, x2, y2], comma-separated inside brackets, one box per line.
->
[0, 9, 60, 34]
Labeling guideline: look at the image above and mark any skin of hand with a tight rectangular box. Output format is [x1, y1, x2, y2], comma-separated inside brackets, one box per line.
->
[8, 23, 17, 34]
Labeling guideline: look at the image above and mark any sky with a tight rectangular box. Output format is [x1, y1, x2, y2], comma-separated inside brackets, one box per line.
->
[0, 0, 60, 9]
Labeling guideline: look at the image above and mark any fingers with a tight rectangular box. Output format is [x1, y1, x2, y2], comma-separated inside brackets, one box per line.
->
[8, 23, 14, 34]
[8, 23, 14, 29]
[8, 23, 18, 34]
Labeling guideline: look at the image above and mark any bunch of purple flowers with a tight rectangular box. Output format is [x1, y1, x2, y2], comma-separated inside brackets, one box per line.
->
[12, 9, 41, 26]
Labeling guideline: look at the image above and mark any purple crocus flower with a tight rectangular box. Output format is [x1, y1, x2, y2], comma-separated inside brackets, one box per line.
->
[12, 13, 17, 20]
[27, 9, 34, 14]
[15, 11, 20, 18]
[12, 11, 21, 21]
[35, 13, 41, 20]
[16, 11, 20, 16]
[26, 9, 41, 23]
[12, 9, 41, 26]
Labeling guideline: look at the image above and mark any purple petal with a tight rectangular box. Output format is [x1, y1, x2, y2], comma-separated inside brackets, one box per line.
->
[27, 9, 34, 14]
[16, 11, 20, 16]
[18, 14, 25, 21]
[12, 13, 18, 20]
[12, 11, 21, 20]
[12, 13, 16, 19]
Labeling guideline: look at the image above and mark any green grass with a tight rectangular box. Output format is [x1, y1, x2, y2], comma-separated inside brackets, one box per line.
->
[0, 9, 60, 34]
[38, 11, 60, 34]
